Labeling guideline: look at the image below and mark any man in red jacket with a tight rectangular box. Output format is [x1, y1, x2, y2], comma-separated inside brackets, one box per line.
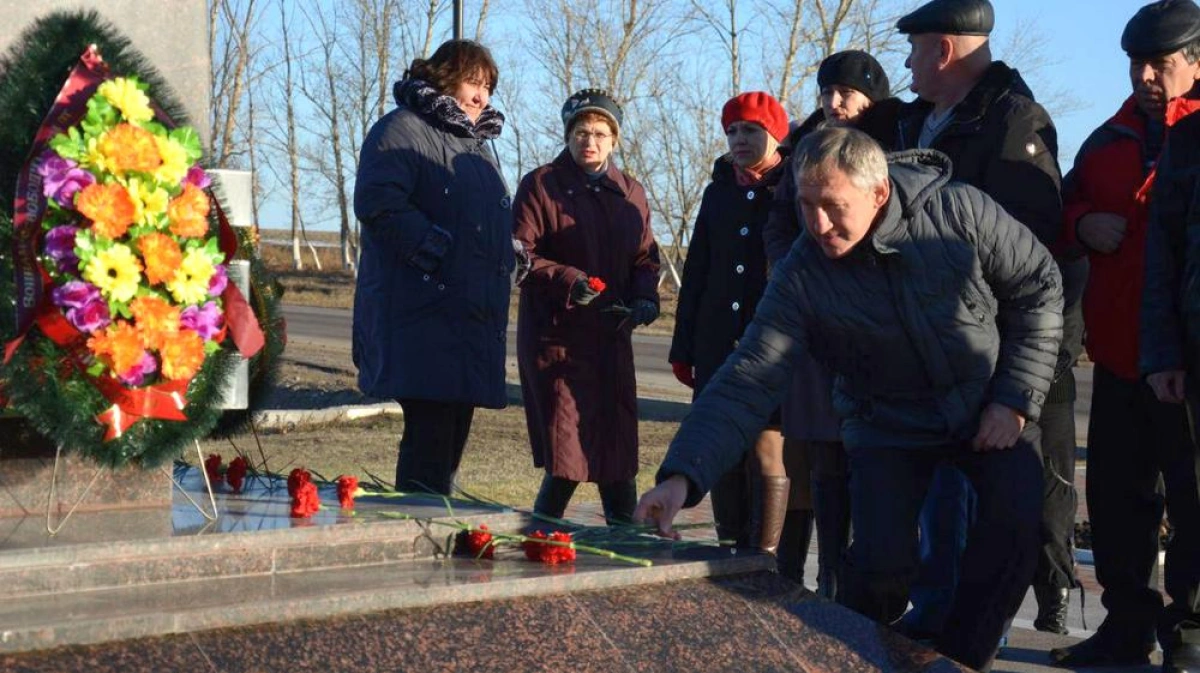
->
[1051, 1, 1200, 669]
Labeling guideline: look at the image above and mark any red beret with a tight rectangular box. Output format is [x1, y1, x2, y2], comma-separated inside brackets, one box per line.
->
[721, 92, 789, 142]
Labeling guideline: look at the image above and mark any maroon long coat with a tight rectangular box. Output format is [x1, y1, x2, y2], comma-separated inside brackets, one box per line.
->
[513, 150, 661, 483]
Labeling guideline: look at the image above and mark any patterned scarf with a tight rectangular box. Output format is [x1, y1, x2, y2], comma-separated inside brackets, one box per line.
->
[393, 78, 504, 140]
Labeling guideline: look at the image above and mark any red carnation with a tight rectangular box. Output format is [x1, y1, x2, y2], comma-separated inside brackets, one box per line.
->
[456, 524, 495, 559]
[587, 276, 606, 293]
[290, 480, 320, 518]
[336, 475, 359, 509]
[226, 457, 248, 494]
[203, 454, 223, 487]
[522, 530, 549, 561]
[521, 530, 576, 565]
[287, 468, 311, 497]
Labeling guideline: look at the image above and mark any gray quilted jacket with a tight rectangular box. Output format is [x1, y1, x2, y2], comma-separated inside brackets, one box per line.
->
[658, 150, 1064, 506]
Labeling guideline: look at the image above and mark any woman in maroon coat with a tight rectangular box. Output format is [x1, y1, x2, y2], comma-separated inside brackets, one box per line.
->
[513, 89, 661, 525]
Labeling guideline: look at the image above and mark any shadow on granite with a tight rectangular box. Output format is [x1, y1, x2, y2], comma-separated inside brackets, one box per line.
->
[0, 571, 969, 673]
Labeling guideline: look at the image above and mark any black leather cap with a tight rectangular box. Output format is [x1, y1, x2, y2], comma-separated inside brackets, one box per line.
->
[896, 0, 994, 36]
[1122, 0, 1200, 59]
[818, 51, 891, 102]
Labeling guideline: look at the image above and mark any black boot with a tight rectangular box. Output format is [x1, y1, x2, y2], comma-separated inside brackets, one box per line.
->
[1048, 624, 1154, 667]
[1162, 617, 1200, 673]
[1033, 585, 1070, 635]
[710, 461, 750, 546]
[777, 507, 813, 586]
[812, 476, 850, 600]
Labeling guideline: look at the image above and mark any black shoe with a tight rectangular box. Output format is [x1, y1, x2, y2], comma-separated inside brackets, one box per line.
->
[1048, 630, 1153, 667]
[1033, 585, 1070, 635]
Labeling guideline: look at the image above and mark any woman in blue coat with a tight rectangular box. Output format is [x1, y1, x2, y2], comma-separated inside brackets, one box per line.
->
[353, 40, 515, 495]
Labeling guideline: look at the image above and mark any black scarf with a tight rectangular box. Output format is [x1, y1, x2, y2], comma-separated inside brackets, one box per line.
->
[393, 78, 504, 140]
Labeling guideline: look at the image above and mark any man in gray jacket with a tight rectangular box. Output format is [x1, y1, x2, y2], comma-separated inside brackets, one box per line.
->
[634, 127, 1063, 672]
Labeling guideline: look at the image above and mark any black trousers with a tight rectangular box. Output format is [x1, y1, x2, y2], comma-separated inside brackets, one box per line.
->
[1087, 365, 1200, 646]
[533, 473, 638, 526]
[395, 398, 476, 496]
[841, 427, 1043, 672]
[1035, 391, 1079, 591]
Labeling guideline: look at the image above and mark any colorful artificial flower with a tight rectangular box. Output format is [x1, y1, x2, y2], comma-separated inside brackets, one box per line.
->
[203, 453, 223, 487]
[336, 475, 359, 509]
[180, 301, 224, 341]
[44, 225, 81, 273]
[117, 352, 158, 387]
[167, 183, 210, 238]
[208, 264, 228, 297]
[137, 232, 183, 285]
[37, 154, 95, 209]
[51, 279, 100, 309]
[66, 295, 112, 334]
[87, 321, 147, 378]
[456, 524, 496, 560]
[82, 243, 143, 303]
[75, 182, 136, 239]
[153, 134, 190, 186]
[98, 123, 161, 175]
[184, 165, 212, 189]
[127, 177, 170, 228]
[158, 329, 205, 381]
[227, 456, 248, 494]
[587, 276, 606, 293]
[167, 247, 216, 305]
[97, 77, 154, 124]
[129, 295, 180, 350]
[290, 480, 320, 518]
[287, 468, 312, 497]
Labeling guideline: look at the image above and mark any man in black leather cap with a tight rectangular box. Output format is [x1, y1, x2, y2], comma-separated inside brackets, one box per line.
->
[1121, 2, 1200, 671]
[890, 0, 1089, 646]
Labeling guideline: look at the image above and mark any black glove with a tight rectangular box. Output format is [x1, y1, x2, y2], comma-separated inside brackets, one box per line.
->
[629, 298, 659, 326]
[570, 276, 601, 306]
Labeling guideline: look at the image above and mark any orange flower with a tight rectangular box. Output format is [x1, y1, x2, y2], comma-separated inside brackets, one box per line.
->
[167, 184, 211, 238]
[129, 295, 180, 350]
[137, 233, 183, 285]
[99, 123, 162, 175]
[75, 182, 137, 239]
[159, 328, 205, 381]
[88, 321, 147, 377]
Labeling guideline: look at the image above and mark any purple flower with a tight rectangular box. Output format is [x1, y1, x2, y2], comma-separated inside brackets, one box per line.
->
[180, 301, 224, 341]
[184, 165, 212, 190]
[117, 352, 158, 387]
[57, 254, 81, 276]
[208, 264, 228, 297]
[65, 297, 111, 333]
[52, 280, 101, 309]
[37, 153, 95, 208]
[45, 225, 79, 259]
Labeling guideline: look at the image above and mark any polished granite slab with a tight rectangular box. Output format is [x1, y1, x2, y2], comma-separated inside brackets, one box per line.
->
[0, 570, 971, 673]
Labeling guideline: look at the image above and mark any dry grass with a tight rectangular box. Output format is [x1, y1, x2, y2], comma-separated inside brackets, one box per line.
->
[200, 401, 681, 507]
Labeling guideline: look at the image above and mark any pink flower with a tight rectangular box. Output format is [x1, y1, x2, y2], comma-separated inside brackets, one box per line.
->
[180, 301, 224, 341]
[208, 264, 228, 296]
[117, 352, 157, 387]
[65, 296, 112, 334]
[184, 165, 212, 190]
[51, 279, 100, 309]
[45, 225, 81, 274]
[37, 153, 96, 209]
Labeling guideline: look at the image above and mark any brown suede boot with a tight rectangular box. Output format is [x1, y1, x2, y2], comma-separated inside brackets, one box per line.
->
[757, 476, 791, 554]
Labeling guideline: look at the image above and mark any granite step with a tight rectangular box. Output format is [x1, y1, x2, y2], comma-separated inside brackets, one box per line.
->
[0, 536, 772, 654]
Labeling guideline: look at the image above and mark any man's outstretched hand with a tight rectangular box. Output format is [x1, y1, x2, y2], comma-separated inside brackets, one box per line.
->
[633, 475, 689, 539]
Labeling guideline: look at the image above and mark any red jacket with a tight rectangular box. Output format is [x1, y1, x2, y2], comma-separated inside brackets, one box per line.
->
[1062, 93, 1200, 380]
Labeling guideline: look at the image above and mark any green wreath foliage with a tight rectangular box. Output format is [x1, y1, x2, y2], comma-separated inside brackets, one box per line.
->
[0, 10, 276, 467]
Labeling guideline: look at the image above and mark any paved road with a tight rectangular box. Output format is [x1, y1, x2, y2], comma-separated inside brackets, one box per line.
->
[282, 303, 1094, 438]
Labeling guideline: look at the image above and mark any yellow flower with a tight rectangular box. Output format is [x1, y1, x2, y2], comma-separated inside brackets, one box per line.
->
[153, 135, 190, 186]
[83, 244, 144, 303]
[83, 136, 113, 175]
[167, 247, 215, 305]
[125, 177, 170, 228]
[97, 78, 154, 125]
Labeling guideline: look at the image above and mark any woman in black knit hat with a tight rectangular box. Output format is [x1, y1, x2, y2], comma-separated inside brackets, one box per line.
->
[762, 49, 901, 600]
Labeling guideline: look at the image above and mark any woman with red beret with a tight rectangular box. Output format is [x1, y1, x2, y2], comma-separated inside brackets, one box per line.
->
[669, 91, 812, 575]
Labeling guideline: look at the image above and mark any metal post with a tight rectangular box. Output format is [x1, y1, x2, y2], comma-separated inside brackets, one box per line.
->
[453, 0, 463, 39]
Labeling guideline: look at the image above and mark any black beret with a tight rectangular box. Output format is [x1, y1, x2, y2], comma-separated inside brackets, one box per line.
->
[818, 50, 891, 103]
[561, 88, 624, 136]
[896, 0, 994, 36]
[1122, 0, 1200, 59]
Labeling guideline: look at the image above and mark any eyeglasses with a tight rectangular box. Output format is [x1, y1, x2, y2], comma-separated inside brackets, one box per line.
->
[572, 130, 613, 143]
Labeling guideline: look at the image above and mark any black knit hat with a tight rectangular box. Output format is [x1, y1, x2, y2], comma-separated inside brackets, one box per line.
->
[1122, 0, 1200, 59]
[817, 51, 891, 103]
[561, 88, 623, 137]
[897, 0, 994, 36]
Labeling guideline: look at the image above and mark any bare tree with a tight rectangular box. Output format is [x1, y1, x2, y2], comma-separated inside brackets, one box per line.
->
[209, 0, 263, 166]
[690, 0, 745, 98]
[274, 1, 304, 270]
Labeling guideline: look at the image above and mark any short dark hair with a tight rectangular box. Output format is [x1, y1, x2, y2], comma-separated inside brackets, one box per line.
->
[405, 40, 499, 95]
